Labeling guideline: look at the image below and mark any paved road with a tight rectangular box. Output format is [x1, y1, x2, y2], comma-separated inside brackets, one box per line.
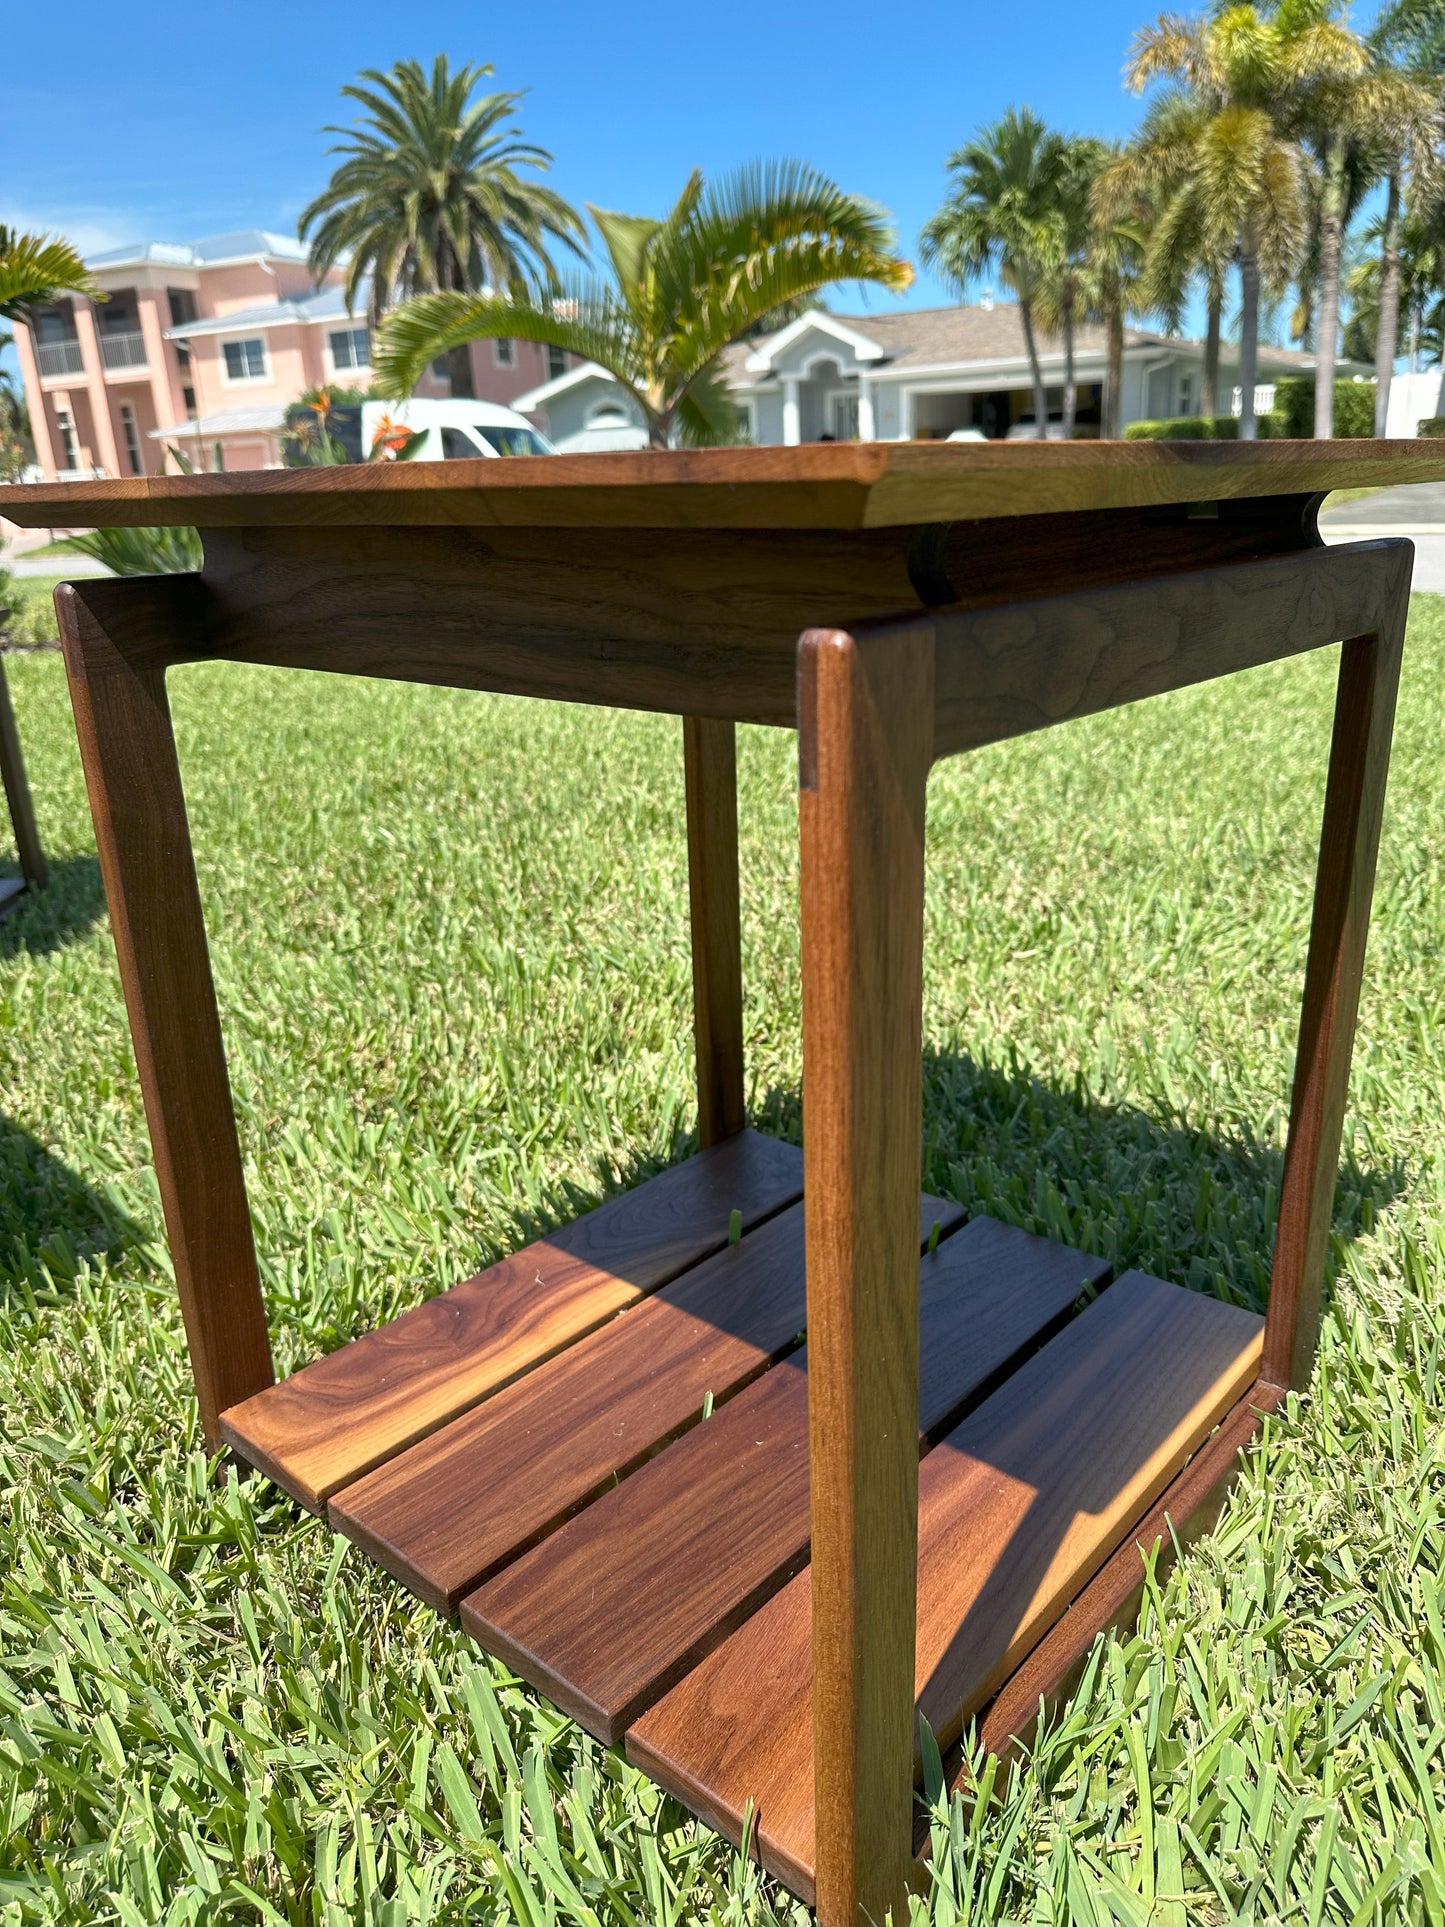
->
[1320, 481, 1445, 592]
[4, 552, 109, 577]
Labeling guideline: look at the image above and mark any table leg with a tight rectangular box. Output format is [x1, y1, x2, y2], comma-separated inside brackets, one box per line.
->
[1264, 564, 1410, 1392]
[58, 578, 273, 1444]
[0, 654, 47, 890]
[683, 717, 745, 1146]
[798, 622, 934, 1926]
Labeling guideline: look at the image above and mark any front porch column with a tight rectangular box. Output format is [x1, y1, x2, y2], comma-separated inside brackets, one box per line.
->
[857, 377, 875, 443]
[783, 377, 801, 447]
[71, 301, 122, 477]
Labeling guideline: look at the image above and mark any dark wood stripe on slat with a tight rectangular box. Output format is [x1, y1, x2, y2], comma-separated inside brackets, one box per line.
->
[461, 1218, 1107, 1741]
[330, 1194, 963, 1610]
[221, 1129, 803, 1510]
[627, 1274, 1263, 1903]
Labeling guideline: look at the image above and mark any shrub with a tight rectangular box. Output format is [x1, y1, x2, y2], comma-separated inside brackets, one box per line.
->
[1418, 417, 1445, 438]
[68, 525, 203, 575]
[1272, 375, 1375, 439]
[1124, 412, 1287, 441]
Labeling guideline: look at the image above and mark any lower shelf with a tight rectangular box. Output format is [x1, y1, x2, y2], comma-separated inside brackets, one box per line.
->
[221, 1132, 1266, 1908]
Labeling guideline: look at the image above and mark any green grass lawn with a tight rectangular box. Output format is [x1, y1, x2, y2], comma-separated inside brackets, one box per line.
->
[1, 603, 1443, 1925]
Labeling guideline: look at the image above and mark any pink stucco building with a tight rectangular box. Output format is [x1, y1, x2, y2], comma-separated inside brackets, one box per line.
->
[11, 228, 572, 478]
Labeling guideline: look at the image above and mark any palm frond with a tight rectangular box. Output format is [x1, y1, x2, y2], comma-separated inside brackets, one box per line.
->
[0, 230, 102, 321]
[373, 286, 637, 399]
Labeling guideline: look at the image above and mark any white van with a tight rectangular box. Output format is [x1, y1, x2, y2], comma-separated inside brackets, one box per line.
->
[359, 398, 554, 461]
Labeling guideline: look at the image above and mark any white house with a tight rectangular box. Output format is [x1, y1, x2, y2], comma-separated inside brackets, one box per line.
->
[512, 300, 1353, 449]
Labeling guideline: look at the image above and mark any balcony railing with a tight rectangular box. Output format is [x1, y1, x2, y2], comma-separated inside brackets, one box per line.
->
[36, 339, 84, 378]
[99, 330, 148, 371]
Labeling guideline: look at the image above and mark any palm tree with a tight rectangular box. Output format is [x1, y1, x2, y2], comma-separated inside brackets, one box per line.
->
[0, 227, 101, 322]
[921, 109, 1064, 436]
[300, 56, 586, 398]
[374, 161, 912, 447]
[1279, 3, 1438, 435]
[1034, 136, 1111, 437]
[1366, 0, 1445, 432]
[1126, 7, 1309, 438]
[1086, 154, 1156, 437]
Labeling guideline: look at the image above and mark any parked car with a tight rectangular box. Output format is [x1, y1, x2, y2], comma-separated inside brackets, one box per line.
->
[1004, 418, 1068, 441]
[359, 398, 554, 461]
[945, 427, 988, 443]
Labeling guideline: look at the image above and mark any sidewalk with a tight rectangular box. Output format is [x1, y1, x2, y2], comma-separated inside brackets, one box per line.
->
[1319, 481, 1445, 592]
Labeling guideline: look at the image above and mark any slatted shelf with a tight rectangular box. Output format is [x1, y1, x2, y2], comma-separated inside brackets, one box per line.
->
[218, 1130, 1266, 1910]
[220, 1128, 804, 1508]
[626, 1272, 1263, 1903]
[330, 1191, 963, 1610]
[460, 1216, 1107, 1741]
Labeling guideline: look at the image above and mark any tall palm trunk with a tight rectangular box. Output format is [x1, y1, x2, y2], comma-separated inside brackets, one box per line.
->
[1313, 143, 1347, 439]
[1061, 282, 1077, 437]
[1238, 243, 1261, 442]
[1102, 292, 1124, 438]
[437, 241, 477, 399]
[1018, 296, 1050, 436]
[1202, 286, 1222, 418]
[1375, 166, 1403, 438]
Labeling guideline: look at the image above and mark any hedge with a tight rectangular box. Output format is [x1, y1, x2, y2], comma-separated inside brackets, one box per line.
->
[1124, 412, 1286, 441]
[1271, 375, 1375, 439]
[1418, 417, 1445, 438]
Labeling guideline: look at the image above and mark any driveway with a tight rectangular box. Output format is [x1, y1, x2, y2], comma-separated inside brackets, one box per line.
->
[1320, 481, 1445, 592]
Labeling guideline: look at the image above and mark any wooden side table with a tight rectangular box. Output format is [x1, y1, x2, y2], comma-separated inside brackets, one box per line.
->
[0, 652, 48, 915]
[7, 441, 1433, 1924]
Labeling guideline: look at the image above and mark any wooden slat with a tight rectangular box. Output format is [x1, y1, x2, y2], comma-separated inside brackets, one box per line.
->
[222, 1129, 803, 1511]
[461, 1217, 1108, 1741]
[628, 1273, 1263, 1903]
[329, 1192, 962, 1611]
[8, 439, 1445, 532]
[974, 1378, 1286, 1775]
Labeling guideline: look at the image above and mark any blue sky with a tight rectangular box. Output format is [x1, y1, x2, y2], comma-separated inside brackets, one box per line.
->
[1, 0, 1388, 371]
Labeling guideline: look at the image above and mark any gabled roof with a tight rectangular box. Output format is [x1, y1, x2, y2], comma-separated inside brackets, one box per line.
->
[509, 361, 612, 411]
[87, 229, 310, 271]
[743, 311, 888, 372]
[718, 303, 1351, 383]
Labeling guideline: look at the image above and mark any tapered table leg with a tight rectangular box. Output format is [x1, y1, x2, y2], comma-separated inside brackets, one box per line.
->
[798, 621, 934, 1926]
[1264, 554, 1411, 1391]
[0, 654, 47, 892]
[57, 577, 273, 1443]
[684, 716, 745, 1147]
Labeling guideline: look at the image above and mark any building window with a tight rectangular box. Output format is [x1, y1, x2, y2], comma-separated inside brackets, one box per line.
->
[55, 408, 79, 471]
[831, 394, 860, 441]
[734, 405, 753, 444]
[119, 402, 143, 476]
[494, 337, 515, 367]
[1179, 372, 1196, 417]
[329, 325, 371, 371]
[223, 337, 267, 382]
[182, 386, 196, 416]
[431, 356, 451, 380]
[546, 344, 567, 381]
[168, 288, 198, 327]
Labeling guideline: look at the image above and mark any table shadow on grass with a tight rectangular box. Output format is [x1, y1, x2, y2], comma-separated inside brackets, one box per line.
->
[757, 1045, 1401, 1319]
[0, 854, 106, 960]
[0, 1113, 142, 1303]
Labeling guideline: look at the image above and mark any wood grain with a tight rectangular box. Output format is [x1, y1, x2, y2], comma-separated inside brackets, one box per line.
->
[930, 540, 1413, 760]
[6, 439, 1445, 532]
[627, 1273, 1264, 1904]
[0, 655, 47, 890]
[974, 1377, 1286, 1776]
[222, 1129, 802, 1511]
[461, 1216, 1108, 1742]
[797, 620, 934, 1926]
[1263, 568, 1410, 1390]
[330, 1192, 960, 1611]
[55, 577, 274, 1444]
[683, 717, 745, 1146]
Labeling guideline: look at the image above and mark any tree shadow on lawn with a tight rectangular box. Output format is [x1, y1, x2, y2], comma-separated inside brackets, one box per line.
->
[0, 854, 107, 961]
[0, 1110, 141, 1305]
